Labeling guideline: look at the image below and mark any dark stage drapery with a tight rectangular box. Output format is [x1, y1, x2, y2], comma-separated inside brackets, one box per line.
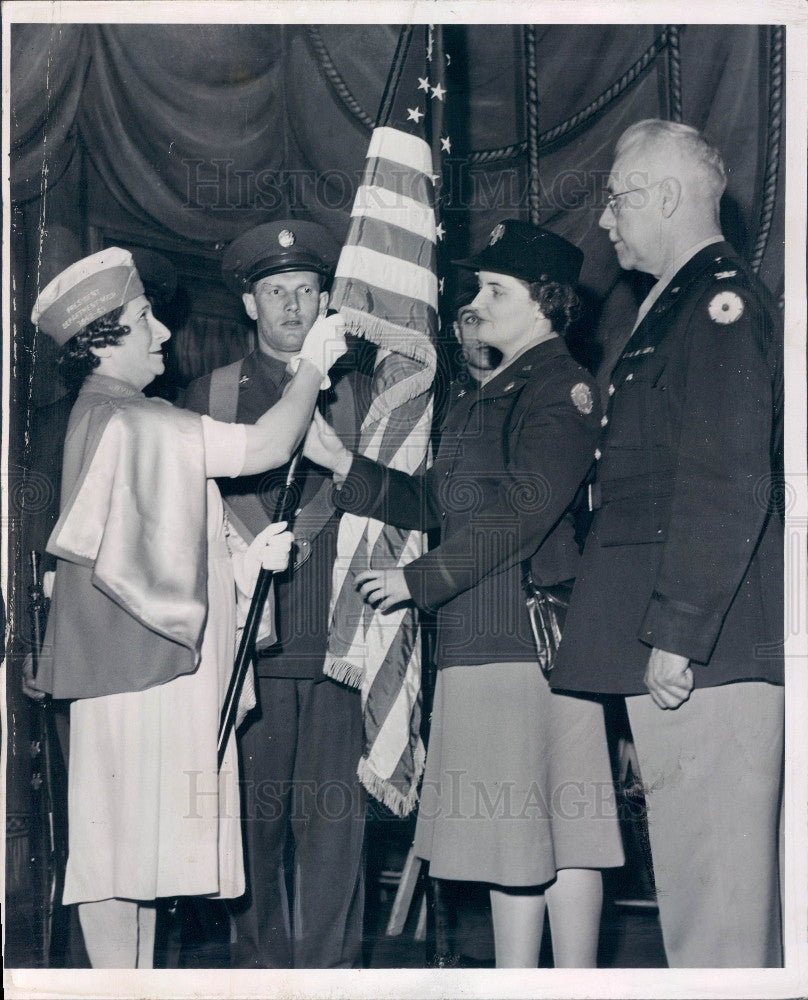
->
[11, 23, 784, 293]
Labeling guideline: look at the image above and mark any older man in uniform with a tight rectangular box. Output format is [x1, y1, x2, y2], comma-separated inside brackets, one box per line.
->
[185, 220, 368, 969]
[552, 120, 784, 967]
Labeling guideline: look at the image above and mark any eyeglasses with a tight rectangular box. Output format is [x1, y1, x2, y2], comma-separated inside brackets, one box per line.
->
[604, 178, 666, 214]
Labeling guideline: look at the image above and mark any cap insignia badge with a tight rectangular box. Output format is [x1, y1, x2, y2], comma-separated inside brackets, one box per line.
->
[707, 290, 744, 324]
[489, 223, 505, 245]
[571, 382, 594, 415]
[278, 229, 296, 248]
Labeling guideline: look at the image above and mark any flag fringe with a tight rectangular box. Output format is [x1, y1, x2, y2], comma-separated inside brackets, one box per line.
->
[357, 736, 426, 818]
[341, 306, 436, 397]
[323, 655, 365, 690]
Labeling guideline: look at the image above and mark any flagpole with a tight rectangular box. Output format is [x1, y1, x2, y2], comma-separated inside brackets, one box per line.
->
[217, 445, 303, 768]
[377, 26, 414, 124]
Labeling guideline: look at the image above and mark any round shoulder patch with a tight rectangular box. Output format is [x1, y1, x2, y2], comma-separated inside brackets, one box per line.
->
[707, 290, 744, 325]
[570, 382, 594, 415]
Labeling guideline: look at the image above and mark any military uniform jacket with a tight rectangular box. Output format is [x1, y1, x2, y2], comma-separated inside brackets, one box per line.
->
[552, 242, 784, 695]
[334, 338, 600, 669]
[186, 350, 368, 678]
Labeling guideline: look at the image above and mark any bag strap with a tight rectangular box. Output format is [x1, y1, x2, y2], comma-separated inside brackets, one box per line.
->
[290, 375, 361, 564]
[208, 358, 273, 544]
[209, 359, 244, 423]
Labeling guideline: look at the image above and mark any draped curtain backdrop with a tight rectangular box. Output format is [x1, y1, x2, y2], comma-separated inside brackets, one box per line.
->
[5, 21, 785, 923]
[11, 23, 784, 282]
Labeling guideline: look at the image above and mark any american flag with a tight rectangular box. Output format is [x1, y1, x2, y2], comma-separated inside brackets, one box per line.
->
[324, 25, 444, 816]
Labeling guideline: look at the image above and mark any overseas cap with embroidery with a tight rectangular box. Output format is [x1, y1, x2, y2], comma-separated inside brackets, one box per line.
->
[222, 220, 340, 294]
[454, 219, 584, 287]
[31, 247, 145, 347]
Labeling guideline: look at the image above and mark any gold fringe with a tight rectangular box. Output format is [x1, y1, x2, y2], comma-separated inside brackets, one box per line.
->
[357, 736, 426, 818]
[340, 307, 436, 401]
[323, 655, 365, 690]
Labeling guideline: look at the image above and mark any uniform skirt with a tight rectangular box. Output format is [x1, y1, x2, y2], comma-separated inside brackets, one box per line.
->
[414, 661, 625, 886]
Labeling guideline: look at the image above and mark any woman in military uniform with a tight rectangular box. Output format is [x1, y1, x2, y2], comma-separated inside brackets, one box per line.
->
[304, 221, 624, 968]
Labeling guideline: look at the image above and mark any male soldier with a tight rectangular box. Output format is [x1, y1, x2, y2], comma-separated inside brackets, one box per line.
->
[185, 220, 367, 969]
[451, 286, 501, 385]
[552, 120, 784, 967]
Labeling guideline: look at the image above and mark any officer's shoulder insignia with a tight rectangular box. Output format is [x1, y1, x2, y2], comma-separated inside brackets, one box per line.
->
[707, 290, 744, 324]
[570, 382, 594, 415]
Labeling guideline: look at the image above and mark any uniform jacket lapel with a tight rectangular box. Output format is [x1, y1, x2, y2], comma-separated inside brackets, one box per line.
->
[623, 241, 737, 356]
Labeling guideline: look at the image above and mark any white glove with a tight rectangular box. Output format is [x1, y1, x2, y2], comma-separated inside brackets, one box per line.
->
[232, 521, 294, 597]
[289, 312, 347, 389]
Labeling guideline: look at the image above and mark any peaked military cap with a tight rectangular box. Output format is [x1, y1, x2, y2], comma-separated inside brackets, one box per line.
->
[454, 219, 583, 287]
[222, 219, 340, 294]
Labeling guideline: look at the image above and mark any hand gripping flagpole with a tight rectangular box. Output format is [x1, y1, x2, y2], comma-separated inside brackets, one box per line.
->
[217, 445, 303, 767]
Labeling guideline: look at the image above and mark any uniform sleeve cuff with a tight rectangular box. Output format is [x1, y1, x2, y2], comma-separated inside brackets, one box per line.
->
[403, 551, 474, 613]
[639, 590, 724, 664]
[331, 455, 387, 516]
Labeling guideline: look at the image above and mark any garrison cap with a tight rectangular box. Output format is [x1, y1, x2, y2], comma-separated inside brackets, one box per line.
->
[222, 220, 339, 294]
[454, 219, 583, 287]
[31, 247, 145, 346]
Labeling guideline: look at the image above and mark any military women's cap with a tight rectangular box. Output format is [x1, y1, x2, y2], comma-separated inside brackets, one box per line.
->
[31, 247, 145, 346]
[454, 220, 584, 286]
[222, 220, 339, 294]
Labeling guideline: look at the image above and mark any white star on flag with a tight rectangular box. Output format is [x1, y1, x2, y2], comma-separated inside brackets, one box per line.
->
[430, 82, 446, 101]
[417, 76, 431, 93]
[440, 135, 451, 153]
[439, 277, 445, 294]
[436, 222, 446, 240]
[407, 106, 425, 124]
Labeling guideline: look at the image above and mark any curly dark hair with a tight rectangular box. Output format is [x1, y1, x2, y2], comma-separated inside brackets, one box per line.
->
[528, 280, 581, 335]
[57, 306, 130, 387]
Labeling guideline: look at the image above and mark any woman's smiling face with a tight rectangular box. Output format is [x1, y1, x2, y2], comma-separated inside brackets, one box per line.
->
[91, 294, 171, 390]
